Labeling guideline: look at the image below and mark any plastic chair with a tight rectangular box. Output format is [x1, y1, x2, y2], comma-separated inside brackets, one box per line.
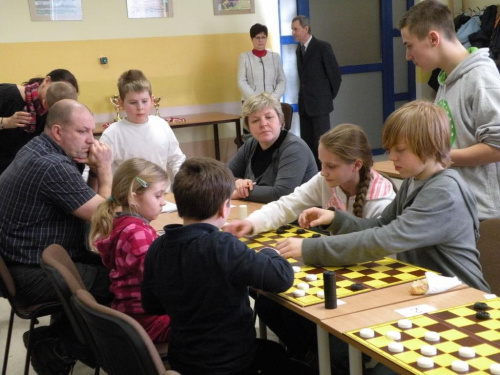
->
[281, 102, 293, 131]
[40, 244, 100, 373]
[477, 218, 500, 295]
[0, 254, 61, 375]
[71, 289, 167, 375]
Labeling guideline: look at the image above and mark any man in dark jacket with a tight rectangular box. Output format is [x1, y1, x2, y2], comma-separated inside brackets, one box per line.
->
[292, 15, 342, 167]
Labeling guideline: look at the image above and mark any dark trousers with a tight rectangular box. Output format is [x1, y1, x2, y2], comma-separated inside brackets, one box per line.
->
[8, 251, 112, 307]
[299, 113, 331, 169]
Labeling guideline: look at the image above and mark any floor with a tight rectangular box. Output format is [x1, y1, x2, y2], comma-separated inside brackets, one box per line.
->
[0, 298, 97, 374]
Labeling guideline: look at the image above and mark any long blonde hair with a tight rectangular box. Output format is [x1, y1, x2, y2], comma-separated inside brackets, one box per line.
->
[89, 158, 168, 248]
[320, 124, 374, 217]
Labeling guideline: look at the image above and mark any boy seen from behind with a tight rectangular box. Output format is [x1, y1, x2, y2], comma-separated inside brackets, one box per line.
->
[141, 157, 294, 375]
[43, 81, 78, 110]
[399, 0, 500, 220]
[100, 69, 185, 185]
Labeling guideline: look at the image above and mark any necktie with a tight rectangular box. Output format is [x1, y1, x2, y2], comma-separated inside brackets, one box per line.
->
[301, 44, 306, 56]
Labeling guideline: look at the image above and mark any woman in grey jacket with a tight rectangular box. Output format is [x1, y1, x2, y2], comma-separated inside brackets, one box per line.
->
[237, 23, 286, 101]
[228, 93, 317, 203]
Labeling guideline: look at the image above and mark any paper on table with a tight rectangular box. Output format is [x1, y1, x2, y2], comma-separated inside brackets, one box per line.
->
[161, 201, 177, 213]
[395, 304, 437, 318]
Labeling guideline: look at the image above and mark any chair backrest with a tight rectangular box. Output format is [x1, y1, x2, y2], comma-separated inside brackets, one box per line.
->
[477, 218, 500, 295]
[281, 102, 293, 131]
[71, 289, 166, 375]
[40, 244, 88, 344]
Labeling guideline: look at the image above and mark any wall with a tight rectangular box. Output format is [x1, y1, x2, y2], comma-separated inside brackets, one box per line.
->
[0, 0, 279, 161]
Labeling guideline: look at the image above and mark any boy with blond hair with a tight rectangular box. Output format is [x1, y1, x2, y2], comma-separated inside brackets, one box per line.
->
[399, 0, 500, 220]
[100, 69, 185, 183]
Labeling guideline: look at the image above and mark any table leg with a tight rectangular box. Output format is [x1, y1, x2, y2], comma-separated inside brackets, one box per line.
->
[348, 345, 363, 375]
[235, 118, 243, 148]
[317, 325, 331, 375]
[213, 123, 220, 160]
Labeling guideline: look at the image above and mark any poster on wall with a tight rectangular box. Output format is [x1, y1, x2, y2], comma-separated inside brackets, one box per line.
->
[28, 0, 83, 21]
[213, 0, 255, 15]
[127, 0, 173, 18]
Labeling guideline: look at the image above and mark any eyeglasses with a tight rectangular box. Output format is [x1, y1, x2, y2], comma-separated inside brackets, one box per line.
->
[253, 36, 267, 40]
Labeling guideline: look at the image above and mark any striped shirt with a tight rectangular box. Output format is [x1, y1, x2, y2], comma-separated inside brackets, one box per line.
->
[0, 133, 95, 265]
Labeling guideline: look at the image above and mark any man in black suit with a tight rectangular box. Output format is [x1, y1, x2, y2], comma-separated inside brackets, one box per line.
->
[292, 15, 342, 167]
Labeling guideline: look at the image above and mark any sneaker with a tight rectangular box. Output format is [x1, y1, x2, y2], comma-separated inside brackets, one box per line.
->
[23, 325, 57, 349]
[30, 338, 76, 375]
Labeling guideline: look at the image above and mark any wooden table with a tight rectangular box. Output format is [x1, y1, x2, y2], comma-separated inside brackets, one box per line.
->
[259, 280, 468, 375]
[151, 195, 262, 231]
[373, 160, 401, 179]
[94, 112, 242, 161]
[321, 287, 487, 375]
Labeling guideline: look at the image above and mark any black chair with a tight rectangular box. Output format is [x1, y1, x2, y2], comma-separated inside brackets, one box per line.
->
[477, 218, 500, 295]
[281, 102, 293, 131]
[0, 254, 61, 375]
[71, 289, 167, 375]
[40, 244, 100, 374]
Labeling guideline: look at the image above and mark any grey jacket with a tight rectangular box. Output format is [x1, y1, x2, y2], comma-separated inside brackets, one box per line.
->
[228, 131, 317, 203]
[302, 169, 490, 292]
[435, 48, 500, 220]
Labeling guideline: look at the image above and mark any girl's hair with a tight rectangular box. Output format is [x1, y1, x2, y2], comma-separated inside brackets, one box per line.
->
[23, 69, 79, 93]
[319, 124, 374, 218]
[382, 100, 451, 167]
[242, 92, 284, 129]
[89, 158, 168, 247]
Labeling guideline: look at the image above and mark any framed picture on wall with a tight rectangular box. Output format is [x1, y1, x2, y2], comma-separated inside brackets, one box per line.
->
[127, 0, 173, 19]
[28, 0, 83, 21]
[213, 0, 255, 15]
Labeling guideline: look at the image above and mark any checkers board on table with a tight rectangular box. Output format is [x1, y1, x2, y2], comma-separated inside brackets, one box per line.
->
[240, 225, 435, 307]
[346, 297, 500, 374]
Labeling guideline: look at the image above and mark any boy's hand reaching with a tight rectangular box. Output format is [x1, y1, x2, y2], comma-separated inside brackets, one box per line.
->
[222, 220, 253, 237]
[276, 238, 303, 259]
[299, 207, 335, 229]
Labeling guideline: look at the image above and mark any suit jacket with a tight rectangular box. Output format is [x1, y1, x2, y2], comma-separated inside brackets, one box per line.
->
[296, 36, 342, 117]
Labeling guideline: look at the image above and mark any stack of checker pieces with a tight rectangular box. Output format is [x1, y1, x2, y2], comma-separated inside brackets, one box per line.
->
[240, 225, 435, 307]
[346, 297, 500, 374]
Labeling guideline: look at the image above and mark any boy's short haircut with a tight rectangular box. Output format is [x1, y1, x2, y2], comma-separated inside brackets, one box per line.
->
[398, 0, 456, 41]
[382, 100, 451, 168]
[45, 81, 78, 109]
[173, 157, 234, 220]
[117, 69, 152, 100]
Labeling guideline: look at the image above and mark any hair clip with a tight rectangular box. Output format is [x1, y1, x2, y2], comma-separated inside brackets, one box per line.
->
[108, 196, 115, 202]
[135, 176, 149, 188]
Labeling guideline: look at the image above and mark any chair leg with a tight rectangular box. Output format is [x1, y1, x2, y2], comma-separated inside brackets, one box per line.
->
[24, 318, 37, 375]
[1, 309, 15, 375]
